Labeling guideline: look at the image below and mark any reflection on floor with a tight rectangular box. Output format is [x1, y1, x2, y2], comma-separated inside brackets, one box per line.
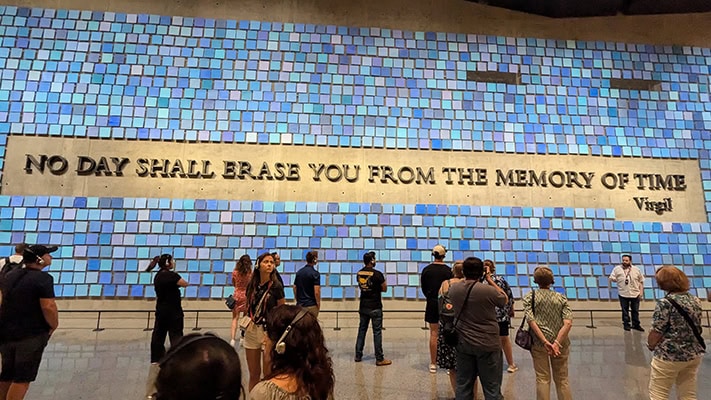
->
[27, 315, 709, 399]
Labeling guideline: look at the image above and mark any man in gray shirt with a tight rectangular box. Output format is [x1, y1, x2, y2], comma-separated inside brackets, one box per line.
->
[449, 256, 508, 400]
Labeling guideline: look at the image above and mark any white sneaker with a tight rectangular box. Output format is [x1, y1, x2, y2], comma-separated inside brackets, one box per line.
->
[239, 338, 244, 347]
[229, 339, 236, 347]
[429, 364, 437, 373]
[507, 364, 519, 373]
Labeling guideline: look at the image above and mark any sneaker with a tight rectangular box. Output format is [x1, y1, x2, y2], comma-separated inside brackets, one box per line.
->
[376, 359, 392, 366]
[623, 326, 631, 331]
[229, 339, 236, 347]
[429, 364, 437, 373]
[354, 356, 362, 362]
[632, 326, 645, 332]
[507, 364, 519, 373]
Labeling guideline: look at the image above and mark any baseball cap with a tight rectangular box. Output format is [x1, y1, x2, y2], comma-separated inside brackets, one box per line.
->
[23, 244, 58, 263]
[432, 245, 447, 257]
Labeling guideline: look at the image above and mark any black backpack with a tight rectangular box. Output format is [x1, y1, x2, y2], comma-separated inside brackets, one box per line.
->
[0, 257, 23, 278]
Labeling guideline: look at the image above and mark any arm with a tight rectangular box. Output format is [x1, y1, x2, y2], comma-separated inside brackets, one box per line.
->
[314, 285, 321, 309]
[40, 298, 59, 335]
[637, 269, 645, 299]
[647, 330, 664, 350]
[438, 279, 450, 296]
[177, 278, 189, 287]
[277, 298, 286, 306]
[484, 274, 508, 305]
[608, 267, 617, 283]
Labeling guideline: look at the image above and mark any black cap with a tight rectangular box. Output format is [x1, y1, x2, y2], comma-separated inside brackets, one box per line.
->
[23, 244, 58, 263]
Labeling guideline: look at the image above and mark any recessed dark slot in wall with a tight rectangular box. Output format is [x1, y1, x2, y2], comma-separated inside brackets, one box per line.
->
[466, 71, 521, 85]
[609, 78, 662, 91]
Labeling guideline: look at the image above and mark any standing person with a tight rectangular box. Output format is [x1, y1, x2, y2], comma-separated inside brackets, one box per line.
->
[421, 244, 452, 373]
[230, 254, 253, 347]
[609, 254, 645, 331]
[483, 259, 518, 373]
[244, 252, 286, 391]
[145, 254, 188, 399]
[251, 305, 335, 400]
[448, 256, 508, 400]
[523, 266, 573, 400]
[355, 251, 392, 366]
[294, 250, 321, 317]
[0, 243, 28, 278]
[647, 266, 705, 400]
[436, 261, 466, 395]
[0, 244, 59, 400]
[271, 252, 285, 286]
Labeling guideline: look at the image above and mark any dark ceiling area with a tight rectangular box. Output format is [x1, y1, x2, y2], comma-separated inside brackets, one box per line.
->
[468, 0, 711, 18]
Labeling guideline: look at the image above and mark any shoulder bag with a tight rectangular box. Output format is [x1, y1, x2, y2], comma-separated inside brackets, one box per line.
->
[442, 282, 475, 346]
[515, 290, 536, 350]
[239, 281, 273, 331]
[666, 296, 706, 351]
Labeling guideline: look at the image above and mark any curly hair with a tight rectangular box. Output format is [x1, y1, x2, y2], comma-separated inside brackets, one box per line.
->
[234, 254, 252, 275]
[264, 305, 334, 400]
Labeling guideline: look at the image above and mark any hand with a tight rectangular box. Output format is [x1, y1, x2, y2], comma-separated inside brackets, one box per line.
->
[509, 309, 515, 318]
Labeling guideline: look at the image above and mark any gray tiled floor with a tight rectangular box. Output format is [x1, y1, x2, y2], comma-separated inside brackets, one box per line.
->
[26, 314, 710, 399]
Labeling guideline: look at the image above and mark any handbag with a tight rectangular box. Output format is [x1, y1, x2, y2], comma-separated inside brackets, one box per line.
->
[515, 290, 536, 350]
[666, 296, 706, 350]
[442, 282, 476, 346]
[225, 294, 237, 310]
[238, 315, 252, 331]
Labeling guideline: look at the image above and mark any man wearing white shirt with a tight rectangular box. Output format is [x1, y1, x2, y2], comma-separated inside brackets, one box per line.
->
[608, 254, 645, 332]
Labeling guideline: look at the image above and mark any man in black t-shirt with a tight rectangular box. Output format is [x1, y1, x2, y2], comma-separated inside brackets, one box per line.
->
[0, 244, 59, 400]
[420, 244, 452, 373]
[354, 251, 391, 366]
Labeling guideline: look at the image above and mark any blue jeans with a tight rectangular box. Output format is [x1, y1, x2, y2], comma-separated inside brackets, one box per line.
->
[455, 340, 503, 400]
[619, 296, 641, 328]
[355, 308, 384, 361]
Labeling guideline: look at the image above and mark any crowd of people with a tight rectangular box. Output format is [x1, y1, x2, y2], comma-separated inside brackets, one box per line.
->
[0, 242, 705, 400]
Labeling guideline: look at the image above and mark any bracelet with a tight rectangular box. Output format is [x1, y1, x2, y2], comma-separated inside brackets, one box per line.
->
[554, 340, 561, 346]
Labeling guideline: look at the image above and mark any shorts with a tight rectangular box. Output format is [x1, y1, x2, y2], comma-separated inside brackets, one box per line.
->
[498, 321, 510, 337]
[242, 322, 266, 350]
[0, 333, 50, 382]
[425, 299, 439, 324]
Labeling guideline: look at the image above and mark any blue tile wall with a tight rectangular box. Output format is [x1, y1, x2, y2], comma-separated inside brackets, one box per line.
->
[0, 6, 710, 300]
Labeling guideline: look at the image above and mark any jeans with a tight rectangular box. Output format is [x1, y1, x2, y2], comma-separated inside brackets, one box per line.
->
[619, 296, 641, 328]
[355, 308, 384, 361]
[455, 340, 503, 400]
[649, 356, 702, 400]
[531, 344, 572, 400]
[150, 313, 184, 362]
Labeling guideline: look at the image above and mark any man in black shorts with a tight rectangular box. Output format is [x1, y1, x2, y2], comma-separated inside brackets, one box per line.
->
[0, 244, 59, 400]
[420, 245, 452, 373]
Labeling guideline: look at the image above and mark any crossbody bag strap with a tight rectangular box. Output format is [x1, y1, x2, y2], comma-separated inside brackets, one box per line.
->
[518, 289, 536, 329]
[453, 282, 476, 329]
[666, 296, 706, 350]
[250, 281, 273, 320]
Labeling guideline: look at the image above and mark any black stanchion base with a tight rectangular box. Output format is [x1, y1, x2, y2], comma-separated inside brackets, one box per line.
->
[143, 328, 153, 332]
[333, 327, 342, 331]
[585, 325, 597, 329]
[192, 327, 202, 331]
[92, 328, 105, 332]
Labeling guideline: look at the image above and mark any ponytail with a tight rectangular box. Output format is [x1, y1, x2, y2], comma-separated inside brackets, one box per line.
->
[146, 254, 172, 272]
[146, 256, 160, 272]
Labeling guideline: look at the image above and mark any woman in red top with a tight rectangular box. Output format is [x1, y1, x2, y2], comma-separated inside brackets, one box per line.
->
[230, 254, 252, 347]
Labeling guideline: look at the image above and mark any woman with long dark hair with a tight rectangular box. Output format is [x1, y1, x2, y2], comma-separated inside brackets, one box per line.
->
[144, 254, 189, 399]
[230, 254, 253, 347]
[244, 252, 285, 391]
[251, 304, 335, 400]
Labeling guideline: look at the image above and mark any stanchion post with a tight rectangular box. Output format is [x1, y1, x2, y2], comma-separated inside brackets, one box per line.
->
[333, 311, 341, 331]
[144, 311, 153, 332]
[585, 310, 597, 329]
[93, 311, 105, 332]
[192, 311, 202, 331]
